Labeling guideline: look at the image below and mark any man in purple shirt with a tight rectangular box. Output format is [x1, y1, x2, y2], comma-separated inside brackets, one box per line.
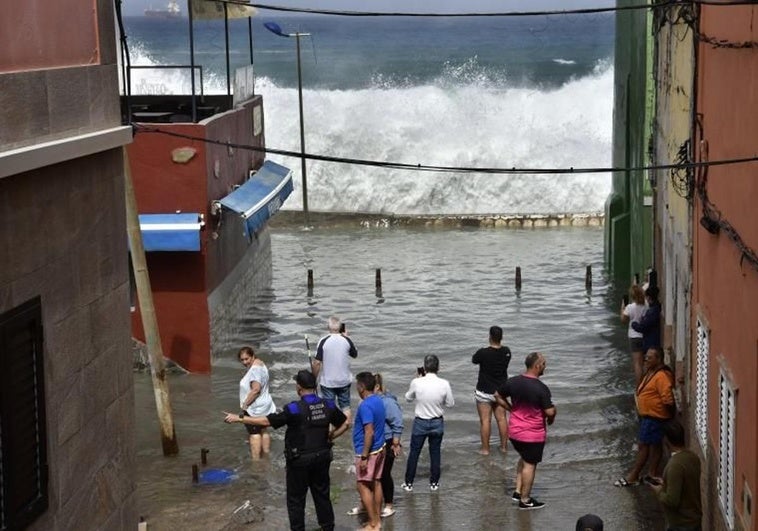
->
[496, 352, 556, 510]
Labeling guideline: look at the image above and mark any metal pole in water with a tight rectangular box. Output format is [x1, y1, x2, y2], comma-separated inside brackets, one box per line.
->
[295, 33, 309, 226]
[515, 266, 522, 291]
[585, 265, 592, 291]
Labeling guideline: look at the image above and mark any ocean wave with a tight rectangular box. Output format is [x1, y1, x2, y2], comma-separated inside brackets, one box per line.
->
[553, 58, 577, 65]
[122, 45, 613, 215]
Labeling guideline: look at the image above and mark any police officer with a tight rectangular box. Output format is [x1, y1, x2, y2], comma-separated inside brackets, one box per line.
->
[225, 369, 349, 531]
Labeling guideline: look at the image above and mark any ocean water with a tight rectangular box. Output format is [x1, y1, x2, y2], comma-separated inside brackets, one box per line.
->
[122, 14, 615, 215]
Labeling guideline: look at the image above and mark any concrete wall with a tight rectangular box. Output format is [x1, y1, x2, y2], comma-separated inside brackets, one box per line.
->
[605, 0, 654, 283]
[0, 151, 136, 530]
[651, 4, 694, 388]
[0, 0, 136, 528]
[693, 4, 758, 530]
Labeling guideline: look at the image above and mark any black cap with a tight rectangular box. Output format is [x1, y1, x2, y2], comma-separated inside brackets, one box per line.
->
[575, 514, 603, 531]
[293, 370, 317, 389]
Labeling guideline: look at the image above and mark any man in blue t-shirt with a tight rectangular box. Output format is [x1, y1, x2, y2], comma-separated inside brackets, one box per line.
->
[353, 372, 386, 531]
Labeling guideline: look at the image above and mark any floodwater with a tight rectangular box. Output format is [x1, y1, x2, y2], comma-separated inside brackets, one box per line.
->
[134, 226, 666, 530]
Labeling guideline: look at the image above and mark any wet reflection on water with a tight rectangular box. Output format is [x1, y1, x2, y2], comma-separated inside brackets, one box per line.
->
[135, 226, 665, 530]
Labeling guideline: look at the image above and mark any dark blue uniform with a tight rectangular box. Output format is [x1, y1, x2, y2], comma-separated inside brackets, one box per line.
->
[268, 393, 347, 531]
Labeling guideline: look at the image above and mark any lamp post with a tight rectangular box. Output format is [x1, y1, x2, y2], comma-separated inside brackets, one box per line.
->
[264, 22, 311, 226]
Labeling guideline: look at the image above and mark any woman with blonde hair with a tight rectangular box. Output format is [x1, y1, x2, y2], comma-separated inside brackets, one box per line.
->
[237, 346, 276, 460]
[621, 284, 646, 384]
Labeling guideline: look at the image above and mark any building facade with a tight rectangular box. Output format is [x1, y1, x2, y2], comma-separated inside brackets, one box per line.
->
[0, 0, 136, 528]
[651, 2, 758, 530]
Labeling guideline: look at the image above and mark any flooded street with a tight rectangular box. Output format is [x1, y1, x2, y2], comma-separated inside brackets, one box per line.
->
[135, 225, 665, 530]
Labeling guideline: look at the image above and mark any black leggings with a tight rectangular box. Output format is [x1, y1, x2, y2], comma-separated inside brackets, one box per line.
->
[380, 440, 396, 504]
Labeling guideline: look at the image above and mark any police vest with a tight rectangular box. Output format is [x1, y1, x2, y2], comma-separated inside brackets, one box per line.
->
[284, 396, 334, 463]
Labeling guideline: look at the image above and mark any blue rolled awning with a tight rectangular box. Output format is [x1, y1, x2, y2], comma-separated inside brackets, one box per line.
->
[138, 213, 204, 252]
[217, 161, 293, 236]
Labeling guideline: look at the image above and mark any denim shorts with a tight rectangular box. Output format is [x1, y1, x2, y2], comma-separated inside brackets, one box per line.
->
[320, 384, 351, 409]
[639, 417, 665, 445]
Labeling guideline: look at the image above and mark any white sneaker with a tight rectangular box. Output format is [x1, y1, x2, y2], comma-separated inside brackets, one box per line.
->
[430, 483, 439, 491]
[401, 482, 413, 492]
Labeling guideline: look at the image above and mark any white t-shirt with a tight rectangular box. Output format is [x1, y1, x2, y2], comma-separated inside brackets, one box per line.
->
[240, 364, 276, 416]
[623, 303, 646, 338]
[405, 373, 455, 419]
[315, 333, 357, 388]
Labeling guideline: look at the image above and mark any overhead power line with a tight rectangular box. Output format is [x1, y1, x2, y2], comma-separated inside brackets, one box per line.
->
[212, 0, 758, 18]
[133, 123, 758, 176]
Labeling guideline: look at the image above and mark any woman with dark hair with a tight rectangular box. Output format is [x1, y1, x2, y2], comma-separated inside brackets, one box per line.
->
[621, 284, 647, 384]
[237, 346, 276, 460]
[632, 286, 662, 353]
[472, 326, 511, 455]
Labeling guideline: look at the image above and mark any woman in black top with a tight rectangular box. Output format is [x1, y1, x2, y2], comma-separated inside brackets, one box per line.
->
[472, 326, 512, 455]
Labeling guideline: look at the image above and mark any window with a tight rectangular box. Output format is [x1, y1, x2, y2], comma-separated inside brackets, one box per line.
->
[695, 319, 709, 452]
[718, 372, 736, 530]
[0, 297, 48, 530]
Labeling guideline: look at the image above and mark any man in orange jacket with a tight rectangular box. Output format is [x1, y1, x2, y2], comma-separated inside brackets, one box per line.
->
[614, 346, 675, 487]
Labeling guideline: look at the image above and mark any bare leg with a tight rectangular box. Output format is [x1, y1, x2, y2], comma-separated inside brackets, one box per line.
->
[373, 479, 383, 524]
[649, 443, 663, 477]
[493, 403, 509, 452]
[343, 408, 352, 427]
[515, 459, 524, 494]
[626, 442, 650, 483]
[249, 434, 262, 461]
[357, 480, 380, 530]
[476, 401, 493, 454]
[519, 462, 537, 501]
[261, 429, 271, 456]
[632, 351, 644, 385]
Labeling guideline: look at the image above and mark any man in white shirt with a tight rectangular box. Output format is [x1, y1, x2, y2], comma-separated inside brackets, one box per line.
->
[312, 316, 358, 424]
[401, 355, 454, 492]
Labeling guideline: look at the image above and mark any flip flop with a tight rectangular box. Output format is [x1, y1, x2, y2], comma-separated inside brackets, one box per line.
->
[381, 507, 396, 517]
[614, 477, 639, 487]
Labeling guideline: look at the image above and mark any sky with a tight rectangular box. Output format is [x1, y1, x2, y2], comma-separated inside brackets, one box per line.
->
[123, 0, 614, 17]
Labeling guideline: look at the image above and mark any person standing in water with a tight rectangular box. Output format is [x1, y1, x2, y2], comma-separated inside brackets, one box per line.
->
[237, 346, 276, 460]
[472, 325, 512, 455]
[621, 284, 647, 385]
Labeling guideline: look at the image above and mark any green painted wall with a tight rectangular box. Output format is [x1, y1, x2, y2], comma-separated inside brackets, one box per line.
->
[605, 0, 654, 284]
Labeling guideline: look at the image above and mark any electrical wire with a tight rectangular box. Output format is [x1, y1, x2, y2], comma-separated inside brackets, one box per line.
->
[212, 0, 758, 18]
[132, 123, 758, 176]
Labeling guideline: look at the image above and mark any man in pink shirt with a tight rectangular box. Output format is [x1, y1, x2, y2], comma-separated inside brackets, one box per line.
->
[496, 352, 556, 510]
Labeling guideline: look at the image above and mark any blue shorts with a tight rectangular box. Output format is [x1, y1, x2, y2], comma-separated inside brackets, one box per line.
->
[639, 417, 665, 445]
[320, 384, 351, 409]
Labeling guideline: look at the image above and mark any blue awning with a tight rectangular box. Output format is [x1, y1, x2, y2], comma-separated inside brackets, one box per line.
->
[138, 213, 204, 252]
[217, 161, 293, 236]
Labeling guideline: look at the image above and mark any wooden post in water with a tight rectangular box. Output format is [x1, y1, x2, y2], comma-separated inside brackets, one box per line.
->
[307, 269, 314, 296]
[192, 464, 199, 483]
[124, 148, 179, 456]
[375, 268, 382, 290]
[201, 448, 209, 465]
[585, 265, 592, 291]
[515, 267, 522, 291]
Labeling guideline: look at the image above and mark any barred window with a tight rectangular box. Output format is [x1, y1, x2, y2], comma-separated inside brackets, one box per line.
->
[695, 320, 709, 453]
[718, 373, 736, 530]
[0, 297, 48, 530]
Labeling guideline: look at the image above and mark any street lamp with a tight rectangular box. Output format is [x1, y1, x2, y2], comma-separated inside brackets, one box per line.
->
[264, 21, 311, 226]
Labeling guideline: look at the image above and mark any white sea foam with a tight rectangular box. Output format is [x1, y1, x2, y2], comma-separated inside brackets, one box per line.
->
[553, 58, 577, 65]
[123, 47, 613, 215]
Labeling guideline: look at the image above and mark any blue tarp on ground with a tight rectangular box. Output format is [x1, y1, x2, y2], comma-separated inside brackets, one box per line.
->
[217, 160, 293, 237]
[138, 213, 203, 252]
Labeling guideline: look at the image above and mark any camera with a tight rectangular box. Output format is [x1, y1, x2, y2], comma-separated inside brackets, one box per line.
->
[417, 366, 426, 376]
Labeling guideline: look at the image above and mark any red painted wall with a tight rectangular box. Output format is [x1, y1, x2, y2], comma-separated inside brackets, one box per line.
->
[0, 0, 99, 72]
[128, 124, 212, 372]
[693, 5, 758, 529]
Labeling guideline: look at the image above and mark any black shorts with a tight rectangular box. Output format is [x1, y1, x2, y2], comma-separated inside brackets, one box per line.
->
[510, 438, 545, 465]
[242, 413, 265, 435]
